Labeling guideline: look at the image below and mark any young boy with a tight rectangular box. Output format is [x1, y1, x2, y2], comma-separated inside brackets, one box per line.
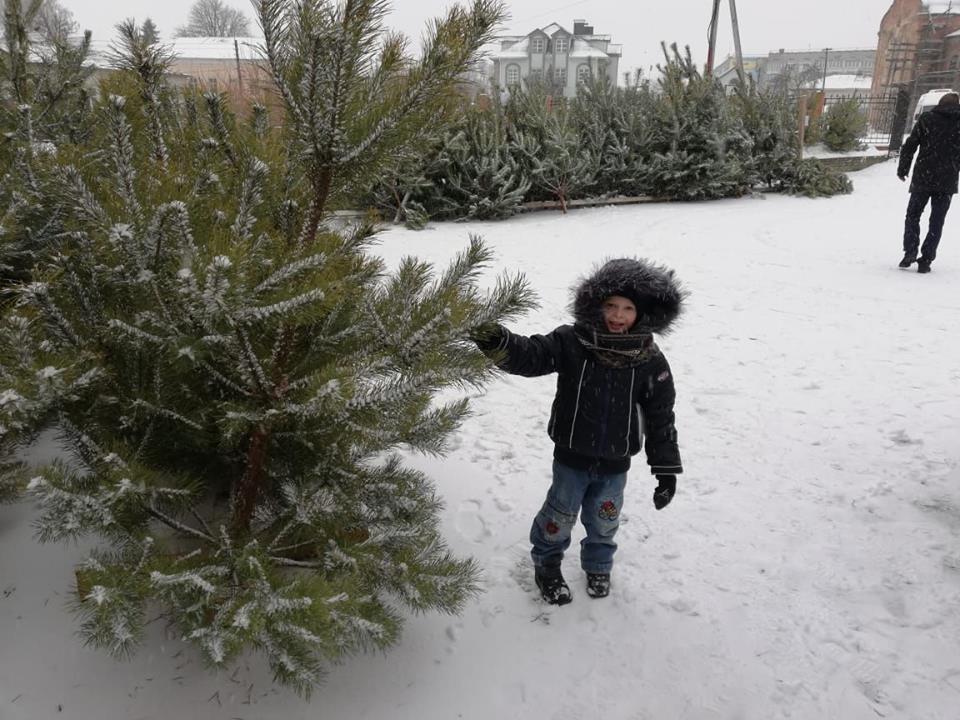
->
[473, 258, 684, 605]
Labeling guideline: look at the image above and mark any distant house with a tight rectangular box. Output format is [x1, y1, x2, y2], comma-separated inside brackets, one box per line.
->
[491, 19, 621, 98]
[86, 36, 271, 101]
[165, 37, 265, 90]
[714, 54, 767, 89]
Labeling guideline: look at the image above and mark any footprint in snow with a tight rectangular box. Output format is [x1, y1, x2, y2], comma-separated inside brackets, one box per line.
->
[455, 499, 492, 543]
[890, 429, 922, 446]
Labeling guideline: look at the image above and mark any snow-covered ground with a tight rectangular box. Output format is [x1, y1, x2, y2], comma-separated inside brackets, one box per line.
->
[3, 161, 959, 720]
[805, 142, 887, 159]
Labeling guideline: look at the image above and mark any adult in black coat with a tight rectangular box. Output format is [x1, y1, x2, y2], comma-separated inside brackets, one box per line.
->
[897, 92, 960, 273]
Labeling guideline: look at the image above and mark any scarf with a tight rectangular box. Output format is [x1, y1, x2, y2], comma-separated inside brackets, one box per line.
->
[573, 321, 660, 368]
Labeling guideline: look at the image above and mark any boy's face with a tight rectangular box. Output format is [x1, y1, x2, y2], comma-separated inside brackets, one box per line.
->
[602, 295, 637, 333]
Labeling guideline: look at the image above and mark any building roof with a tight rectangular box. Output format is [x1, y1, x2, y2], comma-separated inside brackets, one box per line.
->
[924, 2, 960, 14]
[494, 21, 619, 60]
[805, 74, 873, 90]
[168, 37, 263, 61]
[569, 42, 610, 59]
[540, 23, 570, 36]
[495, 37, 529, 59]
[83, 36, 264, 66]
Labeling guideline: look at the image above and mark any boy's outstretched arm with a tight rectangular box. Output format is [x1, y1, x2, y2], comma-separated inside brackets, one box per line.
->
[471, 323, 561, 377]
[641, 355, 683, 476]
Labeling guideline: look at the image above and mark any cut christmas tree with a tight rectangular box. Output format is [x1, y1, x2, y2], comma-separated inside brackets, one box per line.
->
[3, 0, 535, 696]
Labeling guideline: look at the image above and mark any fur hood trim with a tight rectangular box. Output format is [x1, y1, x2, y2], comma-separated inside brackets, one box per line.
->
[572, 257, 685, 334]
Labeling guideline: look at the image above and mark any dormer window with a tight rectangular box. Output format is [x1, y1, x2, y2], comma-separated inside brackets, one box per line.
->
[554, 37, 568, 53]
[531, 37, 545, 53]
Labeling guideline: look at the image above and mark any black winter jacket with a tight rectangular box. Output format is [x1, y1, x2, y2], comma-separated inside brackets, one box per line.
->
[475, 258, 684, 475]
[898, 104, 960, 195]
[480, 325, 683, 474]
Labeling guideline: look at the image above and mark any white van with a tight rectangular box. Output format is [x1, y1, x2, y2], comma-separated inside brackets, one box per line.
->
[913, 88, 957, 126]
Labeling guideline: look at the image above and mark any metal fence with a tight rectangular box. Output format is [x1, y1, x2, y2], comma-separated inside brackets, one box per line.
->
[821, 89, 910, 152]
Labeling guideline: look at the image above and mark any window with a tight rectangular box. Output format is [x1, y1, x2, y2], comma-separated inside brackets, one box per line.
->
[530, 68, 543, 83]
[531, 37, 545, 53]
[577, 64, 591, 84]
[506, 64, 521, 86]
[554, 67, 567, 84]
[554, 37, 568, 53]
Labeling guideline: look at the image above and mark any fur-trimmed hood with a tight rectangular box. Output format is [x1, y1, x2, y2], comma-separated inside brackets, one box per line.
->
[572, 258, 685, 334]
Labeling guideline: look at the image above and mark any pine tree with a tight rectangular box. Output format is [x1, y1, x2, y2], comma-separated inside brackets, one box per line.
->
[6, 0, 535, 696]
[645, 43, 755, 201]
[519, 110, 596, 212]
[429, 107, 531, 220]
[730, 80, 852, 198]
[820, 98, 867, 152]
[141, 17, 159, 45]
[1, 0, 95, 289]
[366, 130, 447, 229]
[730, 78, 798, 190]
[570, 76, 654, 198]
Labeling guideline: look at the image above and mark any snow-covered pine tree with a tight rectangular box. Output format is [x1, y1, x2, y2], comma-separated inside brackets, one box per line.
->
[645, 43, 755, 201]
[370, 140, 446, 229]
[730, 80, 852, 198]
[518, 107, 596, 213]
[0, 2, 97, 500]
[570, 75, 654, 198]
[1, 0, 95, 289]
[429, 107, 531, 220]
[729, 78, 799, 189]
[820, 98, 868, 152]
[9, 0, 535, 696]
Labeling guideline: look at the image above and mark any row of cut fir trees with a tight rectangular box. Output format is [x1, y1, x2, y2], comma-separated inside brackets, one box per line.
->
[371, 45, 858, 227]
[1, 0, 842, 697]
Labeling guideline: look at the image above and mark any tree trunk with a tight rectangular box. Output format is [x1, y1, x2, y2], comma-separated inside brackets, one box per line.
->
[305, 166, 334, 245]
[232, 426, 270, 535]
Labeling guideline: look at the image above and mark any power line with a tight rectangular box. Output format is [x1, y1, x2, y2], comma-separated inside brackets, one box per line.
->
[510, 0, 591, 28]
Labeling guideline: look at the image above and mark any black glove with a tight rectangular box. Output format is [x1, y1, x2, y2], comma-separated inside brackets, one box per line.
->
[897, 173, 907, 182]
[468, 322, 504, 349]
[653, 474, 676, 510]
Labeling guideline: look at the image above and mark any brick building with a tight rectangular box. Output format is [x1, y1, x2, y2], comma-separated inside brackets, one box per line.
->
[873, 1, 960, 107]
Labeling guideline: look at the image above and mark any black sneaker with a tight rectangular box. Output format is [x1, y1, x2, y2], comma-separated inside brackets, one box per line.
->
[917, 258, 931, 274]
[898, 254, 916, 269]
[585, 572, 611, 599]
[535, 569, 572, 605]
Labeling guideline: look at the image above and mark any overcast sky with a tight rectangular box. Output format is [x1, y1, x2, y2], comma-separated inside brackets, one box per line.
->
[57, 0, 888, 76]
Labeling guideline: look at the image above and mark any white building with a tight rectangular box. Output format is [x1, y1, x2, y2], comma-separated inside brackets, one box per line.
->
[491, 19, 621, 98]
[810, 74, 875, 101]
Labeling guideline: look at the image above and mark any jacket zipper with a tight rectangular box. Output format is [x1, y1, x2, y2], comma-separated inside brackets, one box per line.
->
[623, 368, 636, 456]
[568, 359, 588, 447]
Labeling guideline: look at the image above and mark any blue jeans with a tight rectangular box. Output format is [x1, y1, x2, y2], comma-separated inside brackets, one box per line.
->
[530, 460, 627, 574]
[904, 191, 952, 262]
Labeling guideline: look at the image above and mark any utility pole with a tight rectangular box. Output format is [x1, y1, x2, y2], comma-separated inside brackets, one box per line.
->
[705, 0, 746, 84]
[821, 47, 831, 92]
[729, 0, 746, 85]
[234, 39, 244, 93]
[705, 0, 722, 75]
